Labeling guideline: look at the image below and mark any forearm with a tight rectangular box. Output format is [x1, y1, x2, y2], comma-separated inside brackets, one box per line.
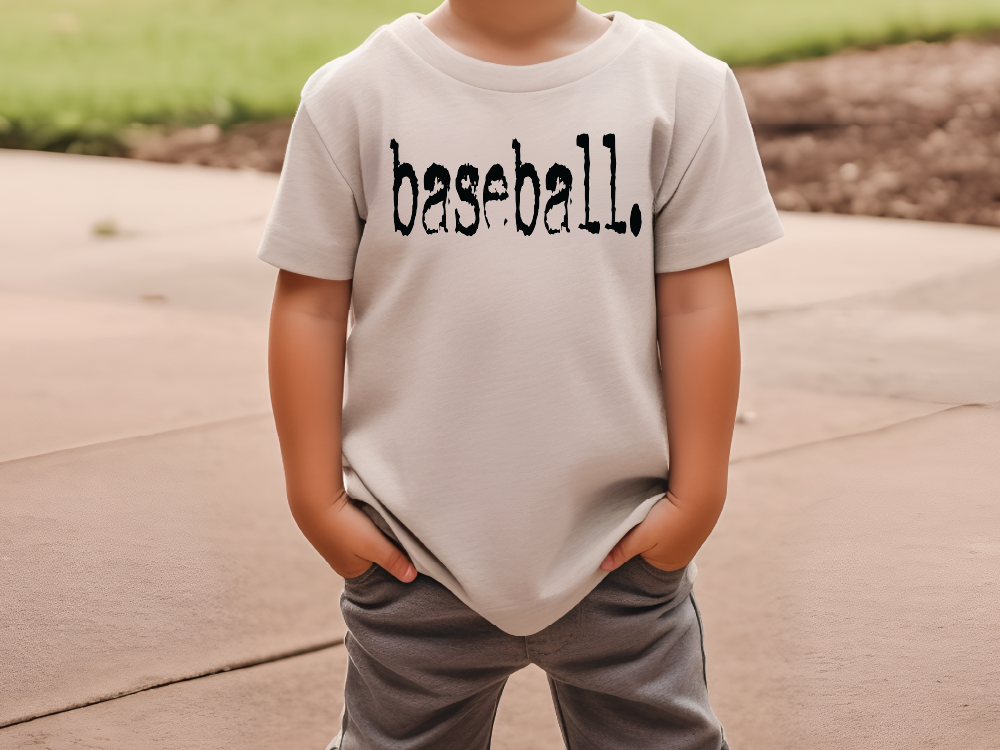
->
[267, 272, 415, 582]
[268, 272, 351, 545]
[602, 261, 740, 572]
[658, 262, 741, 549]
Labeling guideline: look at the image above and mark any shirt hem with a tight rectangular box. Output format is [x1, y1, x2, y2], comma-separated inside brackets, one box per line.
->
[655, 212, 785, 273]
[257, 243, 356, 281]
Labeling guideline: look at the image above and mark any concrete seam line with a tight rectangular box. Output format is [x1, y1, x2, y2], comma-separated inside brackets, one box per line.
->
[0, 411, 273, 467]
[0, 638, 345, 730]
[729, 402, 980, 466]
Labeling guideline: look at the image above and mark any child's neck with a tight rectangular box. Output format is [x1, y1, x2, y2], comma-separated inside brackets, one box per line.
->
[420, 0, 612, 66]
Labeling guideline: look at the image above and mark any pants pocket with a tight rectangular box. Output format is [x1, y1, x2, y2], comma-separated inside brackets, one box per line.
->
[600, 555, 694, 608]
[343, 562, 378, 587]
[634, 554, 688, 589]
[635, 553, 687, 578]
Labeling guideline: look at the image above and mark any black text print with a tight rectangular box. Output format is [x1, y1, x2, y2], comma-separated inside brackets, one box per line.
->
[391, 135, 641, 238]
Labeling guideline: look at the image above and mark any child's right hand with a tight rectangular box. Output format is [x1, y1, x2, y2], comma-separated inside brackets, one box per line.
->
[296, 490, 418, 583]
[267, 272, 416, 583]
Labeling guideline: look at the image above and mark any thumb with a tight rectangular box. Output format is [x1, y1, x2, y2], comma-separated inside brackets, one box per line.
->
[370, 537, 417, 583]
[600, 525, 643, 572]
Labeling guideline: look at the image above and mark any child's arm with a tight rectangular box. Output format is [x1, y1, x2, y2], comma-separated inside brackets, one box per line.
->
[268, 270, 417, 582]
[602, 258, 740, 572]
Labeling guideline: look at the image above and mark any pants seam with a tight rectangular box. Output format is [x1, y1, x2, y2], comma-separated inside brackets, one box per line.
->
[689, 592, 728, 749]
[546, 676, 572, 750]
[689, 592, 708, 688]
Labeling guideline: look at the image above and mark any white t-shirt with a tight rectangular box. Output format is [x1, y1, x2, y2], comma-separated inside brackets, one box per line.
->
[258, 11, 783, 636]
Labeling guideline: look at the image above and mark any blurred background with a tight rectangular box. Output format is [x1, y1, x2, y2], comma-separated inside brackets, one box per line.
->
[2, 0, 1000, 226]
[1, 2, 999, 749]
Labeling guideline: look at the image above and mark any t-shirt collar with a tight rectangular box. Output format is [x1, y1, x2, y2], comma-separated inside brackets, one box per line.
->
[390, 11, 640, 93]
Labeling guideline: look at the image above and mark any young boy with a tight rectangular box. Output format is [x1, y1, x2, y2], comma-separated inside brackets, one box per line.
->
[260, 1, 783, 747]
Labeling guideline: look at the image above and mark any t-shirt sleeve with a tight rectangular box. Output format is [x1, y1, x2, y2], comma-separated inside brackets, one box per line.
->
[257, 103, 364, 280]
[653, 68, 784, 273]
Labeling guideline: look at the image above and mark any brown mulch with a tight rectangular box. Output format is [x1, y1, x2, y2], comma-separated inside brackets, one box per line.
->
[127, 119, 292, 173]
[739, 36, 1000, 227]
[128, 37, 1000, 228]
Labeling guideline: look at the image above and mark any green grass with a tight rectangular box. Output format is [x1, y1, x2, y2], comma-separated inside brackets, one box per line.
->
[2, 0, 1000, 152]
[622, 0, 1000, 65]
[0, 0, 438, 151]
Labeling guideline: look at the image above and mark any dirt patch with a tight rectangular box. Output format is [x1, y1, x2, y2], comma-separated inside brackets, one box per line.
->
[127, 37, 1000, 228]
[739, 36, 1000, 227]
[127, 119, 292, 173]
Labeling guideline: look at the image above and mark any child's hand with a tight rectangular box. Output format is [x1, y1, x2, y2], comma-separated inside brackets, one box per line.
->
[600, 491, 715, 573]
[267, 272, 416, 584]
[301, 491, 418, 583]
[600, 262, 738, 574]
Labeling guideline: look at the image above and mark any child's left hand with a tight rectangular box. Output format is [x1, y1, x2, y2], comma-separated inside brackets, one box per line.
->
[600, 490, 719, 572]
[600, 262, 739, 573]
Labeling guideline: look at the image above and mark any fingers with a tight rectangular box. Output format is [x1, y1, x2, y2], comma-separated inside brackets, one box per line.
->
[600, 542, 628, 571]
[372, 542, 418, 583]
[601, 526, 643, 571]
[323, 499, 417, 583]
[355, 517, 416, 582]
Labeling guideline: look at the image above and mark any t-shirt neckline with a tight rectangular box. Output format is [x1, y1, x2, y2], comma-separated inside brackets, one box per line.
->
[390, 12, 640, 93]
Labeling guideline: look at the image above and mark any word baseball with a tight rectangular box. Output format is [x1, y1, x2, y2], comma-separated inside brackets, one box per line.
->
[390, 134, 642, 238]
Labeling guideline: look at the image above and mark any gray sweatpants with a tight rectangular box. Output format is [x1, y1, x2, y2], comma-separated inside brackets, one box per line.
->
[327, 555, 729, 750]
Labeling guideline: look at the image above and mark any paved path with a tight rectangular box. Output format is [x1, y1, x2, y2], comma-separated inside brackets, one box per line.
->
[1, 150, 998, 749]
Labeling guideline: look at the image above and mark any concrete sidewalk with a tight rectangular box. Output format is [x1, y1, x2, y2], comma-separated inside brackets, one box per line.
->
[1, 149, 998, 749]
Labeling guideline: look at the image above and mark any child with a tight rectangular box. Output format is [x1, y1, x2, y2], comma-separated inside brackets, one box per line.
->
[260, 1, 783, 747]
